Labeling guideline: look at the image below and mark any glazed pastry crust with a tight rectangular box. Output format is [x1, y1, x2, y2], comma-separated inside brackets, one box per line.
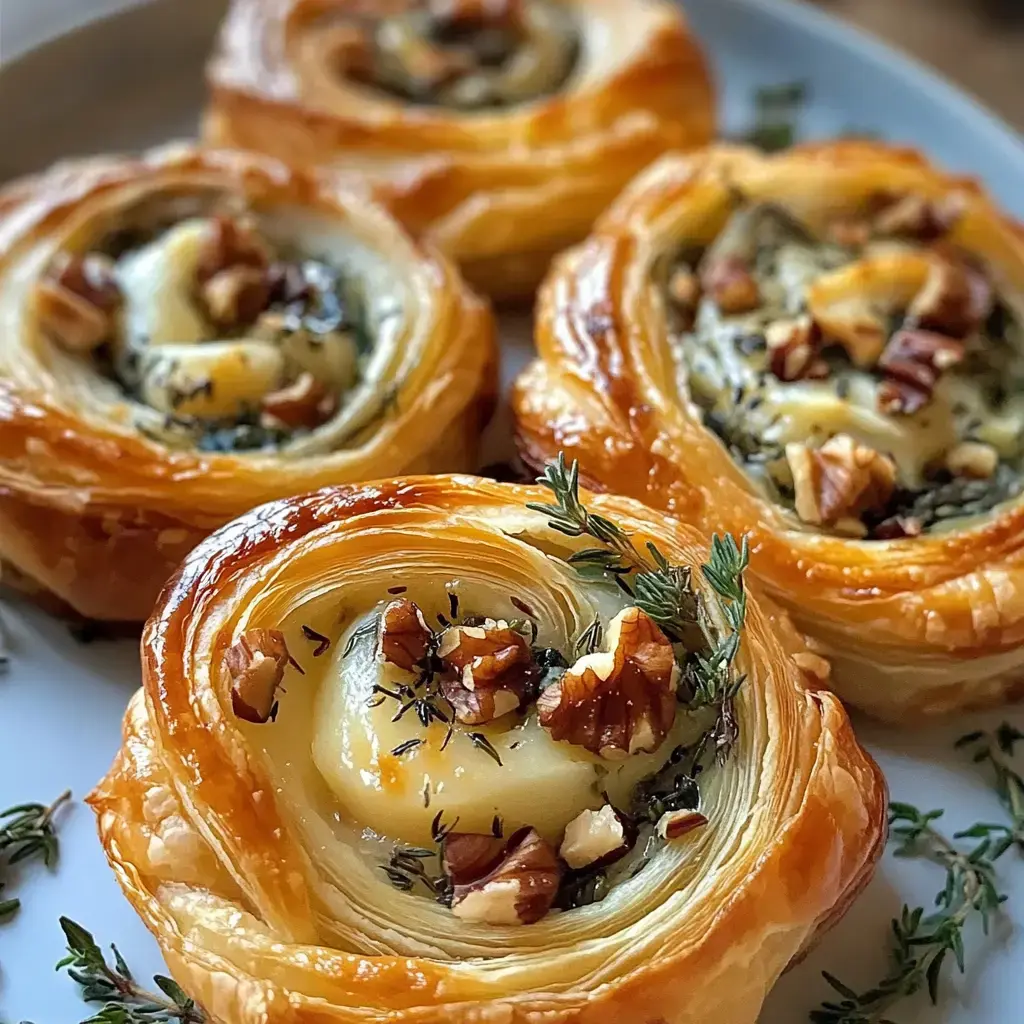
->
[0, 145, 495, 622]
[203, 0, 714, 299]
[515, 142, 1024, 719]
[90, 475, 885, 1024]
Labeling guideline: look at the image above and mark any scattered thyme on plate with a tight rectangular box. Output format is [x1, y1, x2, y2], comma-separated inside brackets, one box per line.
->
[58, 917, 206, 1023]
[0, 789, 70, 920]
[813, 724, 1024, 1023]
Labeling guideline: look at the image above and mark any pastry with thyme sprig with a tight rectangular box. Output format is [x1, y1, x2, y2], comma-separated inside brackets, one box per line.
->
[814, 723, 1024, 1024]
[58, 917, 206, 1023]
[90, 473, 884, 1024]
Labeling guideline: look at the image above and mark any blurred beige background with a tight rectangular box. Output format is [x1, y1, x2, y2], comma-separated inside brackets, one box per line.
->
[814, 0, 1024, 129]
[2, 0, 1024, 130]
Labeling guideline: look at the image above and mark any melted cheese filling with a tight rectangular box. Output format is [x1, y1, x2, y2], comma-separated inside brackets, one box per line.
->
[676, 208, 1024, 530]
[311, 611, 684, 847]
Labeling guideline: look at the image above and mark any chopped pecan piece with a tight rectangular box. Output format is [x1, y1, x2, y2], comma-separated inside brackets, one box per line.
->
[877, 328, 965, 415]
[786, 435, 896, 528]
[450, 827, 562, 926]
[378, 599, 432, 672]
[827, 216, 871, 248]
[260, 373, 338, 430]
[196, 215, 270, 286]
[871, 192, 966, 241]
[766, 315, 821, 381]
[202, 265, 271, 329]
[946, 441, 998, 480]
[910, 256, 994, 339]
[872, 515, 923, 540]
[667, 267, 700, 311]
[225, 628, 290, 724]
[559, 805, 634, 870]
[656, 809, 708, 841]
[443, 832, 508, 886]
[36, 252, 122, 352]
[700, 255, 761, 315]
[266, 261, 311, 306]
[437, 620, 536, 725]
[536, 607, 678, 760]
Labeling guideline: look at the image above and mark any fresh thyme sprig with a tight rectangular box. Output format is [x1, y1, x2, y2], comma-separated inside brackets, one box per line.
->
[530, 455, 750, 760]
[812, 793, 1015, 1023]
[0, 789, 71, 919]
[57, 917, 206, 1022]
[955, 724, 1024, 856]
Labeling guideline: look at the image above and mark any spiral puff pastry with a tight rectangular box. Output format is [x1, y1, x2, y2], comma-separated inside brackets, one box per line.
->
[203, 0, 714, 299]
[90, 474, 884, 1024]
[515, 141, 1024, 719]
[0, 144, 494, 622]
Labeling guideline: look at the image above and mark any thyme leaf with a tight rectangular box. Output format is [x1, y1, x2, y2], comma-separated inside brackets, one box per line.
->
[57, 916, 206, 1022]
[0, 790, 71, 920]
[813, 726, 1024, 1023]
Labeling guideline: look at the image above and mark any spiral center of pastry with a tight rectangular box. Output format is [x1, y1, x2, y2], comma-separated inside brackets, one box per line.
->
[667, 196, 1024, 538]
[311, 608, 676, 848]
[35, 205, 376, 452]
[327, 0, 579, 110]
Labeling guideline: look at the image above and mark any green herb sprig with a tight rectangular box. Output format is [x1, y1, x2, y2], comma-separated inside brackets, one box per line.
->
[57, 917, 205, 1022]
[813, 724, 1024, 1024]
[529, 455, 749, 759]
[955, 724, 1024, 856]
[0, 790, 71, 919]
[741, 81, 808, 152]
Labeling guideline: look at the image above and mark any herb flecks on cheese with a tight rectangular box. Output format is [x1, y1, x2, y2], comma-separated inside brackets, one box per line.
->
[668, 197, 1024, 537]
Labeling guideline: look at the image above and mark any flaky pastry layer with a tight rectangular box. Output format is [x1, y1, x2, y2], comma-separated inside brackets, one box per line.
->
[90, 476, 884, 1024]
[515, 142, 1024, 719]
[203, 0, 714, 299]
[0, 145, 495, 621]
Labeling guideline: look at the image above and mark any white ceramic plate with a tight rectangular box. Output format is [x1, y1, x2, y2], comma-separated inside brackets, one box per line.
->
[1, 1, 1024, 1021]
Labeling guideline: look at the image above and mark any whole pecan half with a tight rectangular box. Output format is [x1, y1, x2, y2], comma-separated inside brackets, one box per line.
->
[536, 607, 678, 759]
[437, 620, 537, 725]
[909, 255, 994, 340]
[877, 328, 965, 415]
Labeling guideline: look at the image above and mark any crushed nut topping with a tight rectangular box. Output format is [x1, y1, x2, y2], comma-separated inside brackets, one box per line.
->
[201, 265, 271, 329]
[378, 599, 432, 672]
[877, 328, 965, 415]
[36, 252, 122, 352]
[667, 267, 701, 328]
[450, 827, 562, 926]
[225, 628, 290, 724]
[442, 832, 508, 886]
[656, 809, 708, 841]
[436, 620, 536, 725]
[766, 315, 822, 382]
[946, 441, 999, 480]
[872, 515, 924, 541]
[787, 435, 897, 529]
[871, 191, 966, 242]
[910, 256, 994, 340]
[196, 215, 269, 286]
[559, 805, 633, 870]
[260, 372, 338, 430]
[536, 607, 678, 760]
[700, 255, 761, 315]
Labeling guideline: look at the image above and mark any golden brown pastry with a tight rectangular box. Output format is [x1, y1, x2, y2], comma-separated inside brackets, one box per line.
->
[516, 141, 1024, 720]
[90, 469, 885, 1024]
[0, 143, 494, 623]
[203, 0, 714, 299]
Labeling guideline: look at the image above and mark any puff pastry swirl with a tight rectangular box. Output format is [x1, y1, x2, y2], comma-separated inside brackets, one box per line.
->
[0, 144, 494, 622]
[203, 0, 714, 299]
[516, 142, 1024, 719]
[90, 473, 884, 1024]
